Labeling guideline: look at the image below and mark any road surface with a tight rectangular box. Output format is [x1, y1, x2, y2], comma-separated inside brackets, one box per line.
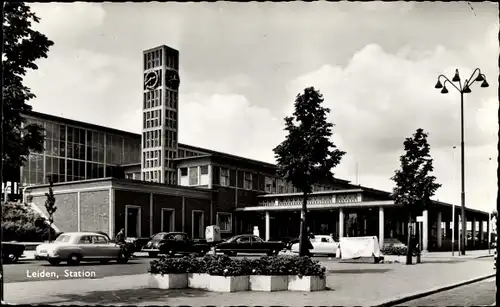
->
[403, 277, 496, 306]
[4, 253, 335, 283]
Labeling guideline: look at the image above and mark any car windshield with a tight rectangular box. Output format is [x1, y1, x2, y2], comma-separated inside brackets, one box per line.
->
[226, 236, 241, 243]
[152, 233, 166, 240]
[252, 236, 263, 243]
[55, 235, 71, 243]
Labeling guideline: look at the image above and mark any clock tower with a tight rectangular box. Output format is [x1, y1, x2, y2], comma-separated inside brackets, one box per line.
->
[141, 45, 180, 184]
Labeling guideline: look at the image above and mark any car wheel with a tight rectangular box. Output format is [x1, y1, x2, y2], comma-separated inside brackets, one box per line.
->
[8, 254, 19, 263]
[48, 259, 61, 265]
[67, 254, 81, 265]
[148, 252, 158, 258]
[117, 252, 129, 264]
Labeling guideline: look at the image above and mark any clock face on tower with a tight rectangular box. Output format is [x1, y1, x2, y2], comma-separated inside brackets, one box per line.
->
[144, 70, 159, 90]
[165, 69, 180, 90]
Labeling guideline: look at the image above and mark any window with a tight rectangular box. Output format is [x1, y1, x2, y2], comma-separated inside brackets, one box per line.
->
[189, 167, 198, 185]
[277, 179, 285, 194]
[265, 176, 273, 193]
[180, 168, 188, 176]
[200, 165, 209, 175]
[244, 172, 252, 190]
[93, 236, 108, 244]
[217, 212, 232, 232]
[236, 236, 251, 243]
[251, 236, 263, 243]
[220, 168, 229, 186]
[55, 235, 71, 243]
[79, 236, 92, 244]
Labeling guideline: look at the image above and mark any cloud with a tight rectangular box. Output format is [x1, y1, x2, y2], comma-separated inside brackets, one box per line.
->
[180, 93, 283, 163]
[29, 3, 106, 42]
[287, 42, 497, 208]
[23, 2, 497, 213]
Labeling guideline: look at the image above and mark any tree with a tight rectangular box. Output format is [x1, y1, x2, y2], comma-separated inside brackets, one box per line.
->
[44, 179, 57, 242]
[2, 2, 54, 194]
[2, 201, 57, 241]
[391, 128, 441, 265]
[274, 87, 346, 256]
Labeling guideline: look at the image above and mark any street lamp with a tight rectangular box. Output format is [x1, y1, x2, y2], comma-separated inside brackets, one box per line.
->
[435, 68, 489, 256]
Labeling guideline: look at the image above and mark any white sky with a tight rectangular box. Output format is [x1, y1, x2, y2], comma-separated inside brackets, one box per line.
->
[25, 2, 498, 213]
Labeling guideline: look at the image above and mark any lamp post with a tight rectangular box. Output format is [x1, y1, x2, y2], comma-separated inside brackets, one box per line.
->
[435, 68, 489, 256]
[452, 145, 457, 256]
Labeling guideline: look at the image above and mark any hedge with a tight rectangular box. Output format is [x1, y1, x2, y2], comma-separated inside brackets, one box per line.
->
[149, 254, 326, 278]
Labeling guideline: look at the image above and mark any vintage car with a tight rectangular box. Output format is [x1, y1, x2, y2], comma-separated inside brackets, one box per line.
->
[215, 234, 284, 256]
[142, 232, 210, 257]
[35, 232, 131, 265]
[291, 234, 339, 256]
[1, 242, 26, 263]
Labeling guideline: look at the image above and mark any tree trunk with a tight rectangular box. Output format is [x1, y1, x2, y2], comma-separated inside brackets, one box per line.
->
[298, 192, 309, 257]
[48, 222, 52, 242]
[406, 212, 413, 265]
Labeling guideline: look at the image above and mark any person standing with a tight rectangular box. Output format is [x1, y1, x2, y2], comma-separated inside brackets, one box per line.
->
[115, 228, 126, 244]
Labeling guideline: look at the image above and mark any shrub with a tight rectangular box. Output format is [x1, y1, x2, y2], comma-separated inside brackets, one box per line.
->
[148, 255, 326, 278]
[203, 254, 251, 277]
[148, 256, 192, 275]
[251, 256, 295, 276]
[381, 245, 420, 256]
[289, 256, 326, 278]
[381, 245, 407, 256]
[1, 202, 57, 242]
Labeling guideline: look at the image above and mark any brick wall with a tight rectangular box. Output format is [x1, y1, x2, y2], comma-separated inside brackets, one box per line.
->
[80, 190, 109, 234]
[152, 194, 183, 233]
[114, 190, 150, 238]
[32, 193, 78, 232]
[213, 187, 235, 213]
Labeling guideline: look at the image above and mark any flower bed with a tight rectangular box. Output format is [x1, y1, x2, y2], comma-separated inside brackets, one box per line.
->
[148, 254, 326, 292]
[381, 245, 420, 256]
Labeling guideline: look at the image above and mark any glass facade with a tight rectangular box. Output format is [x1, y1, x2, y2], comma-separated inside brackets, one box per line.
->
[22, 116, 141, 186]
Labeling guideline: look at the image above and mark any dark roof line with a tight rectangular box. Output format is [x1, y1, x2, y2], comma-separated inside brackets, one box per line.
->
[23, 110, 141, 139]
[22, 110, 351, 185]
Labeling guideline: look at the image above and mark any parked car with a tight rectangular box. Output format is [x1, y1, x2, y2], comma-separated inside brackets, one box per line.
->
[82, 230, 138, 254]
[1, 242, 26, 263]
[215, 234, 284, 256]
[35, 232, 131, 265]
[290, 234, 339, 256]
[142, 232, 209, 257]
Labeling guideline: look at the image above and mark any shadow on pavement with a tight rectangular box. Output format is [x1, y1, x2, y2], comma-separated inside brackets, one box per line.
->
[52, 288, 209, 304]
[41, 261, 144, 267]
[420, 259, 466, 264]
[327, 268, 392, 274]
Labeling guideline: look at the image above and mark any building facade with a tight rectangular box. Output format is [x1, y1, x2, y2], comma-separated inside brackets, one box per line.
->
[19, 45, 492, 251]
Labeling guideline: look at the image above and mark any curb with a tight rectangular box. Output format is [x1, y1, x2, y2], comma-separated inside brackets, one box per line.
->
[372, 273, 496, 307]
[476, 254, 494, 259]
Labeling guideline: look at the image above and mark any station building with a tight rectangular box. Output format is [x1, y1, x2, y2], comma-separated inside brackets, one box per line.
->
[21, 45, 492, 252]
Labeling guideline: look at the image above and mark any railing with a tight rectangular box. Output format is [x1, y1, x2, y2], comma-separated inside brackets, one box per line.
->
[258, 193, 359, 207]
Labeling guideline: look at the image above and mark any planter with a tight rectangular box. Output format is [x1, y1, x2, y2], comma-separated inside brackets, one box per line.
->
[208, 275, 249, 292]
[249, 275, 288, 292]
[287, 275, 326, 292]
[148, 273, 188, 289]
[188, 273, 210, 289]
